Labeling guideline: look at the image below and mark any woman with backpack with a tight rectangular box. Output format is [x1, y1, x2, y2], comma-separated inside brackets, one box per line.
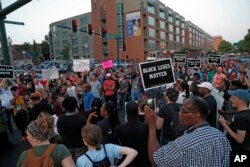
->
[17, 112, 75, 167]
[76, 124, 138, 167]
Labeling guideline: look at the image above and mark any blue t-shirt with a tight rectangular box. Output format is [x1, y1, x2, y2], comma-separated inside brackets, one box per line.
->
[83, 91, 95, 112]
[76, 144, 122, 167]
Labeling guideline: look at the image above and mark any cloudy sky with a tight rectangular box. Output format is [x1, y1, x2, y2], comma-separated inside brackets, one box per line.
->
[2, 0, 250, 44]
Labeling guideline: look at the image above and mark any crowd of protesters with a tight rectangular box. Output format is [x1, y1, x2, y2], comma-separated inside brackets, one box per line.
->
[0, 58, 249, 166]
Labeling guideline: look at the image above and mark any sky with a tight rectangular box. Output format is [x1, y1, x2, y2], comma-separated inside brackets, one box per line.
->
[2, 0, 250, 45]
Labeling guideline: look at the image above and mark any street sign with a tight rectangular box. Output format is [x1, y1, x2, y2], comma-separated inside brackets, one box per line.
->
[0, 65, 14, 78]
[139, 58, 175, 90]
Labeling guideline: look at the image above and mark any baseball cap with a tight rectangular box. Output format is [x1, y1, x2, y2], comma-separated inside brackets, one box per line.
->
[106, 73, 111, 77]
[228, 89, 250, 102]
[197, 82, 213, 91]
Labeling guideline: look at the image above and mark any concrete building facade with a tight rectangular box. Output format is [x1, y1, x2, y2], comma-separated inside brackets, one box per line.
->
[49, 13, 93, 60]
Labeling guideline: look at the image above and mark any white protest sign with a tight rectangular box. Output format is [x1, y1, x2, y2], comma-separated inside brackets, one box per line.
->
[42, 68, 59, 80]
[73, 59, 90, 72]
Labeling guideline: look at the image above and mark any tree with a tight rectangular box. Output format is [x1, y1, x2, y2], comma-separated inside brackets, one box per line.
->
[61, 43, 71, 62]
[22, 42, 31, 51]
[41, 35, 50, 60]
[218, 40, 236, 53]
[32, 40, 40, 65]
[242, 29, 250, 54]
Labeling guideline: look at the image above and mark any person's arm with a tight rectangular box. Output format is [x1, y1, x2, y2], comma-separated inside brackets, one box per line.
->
[144, 106, 160, 164]
[219, 116, 246, 143]
[117, 147, 138, 167]
[61, 156, 76, 167]
[156, 116, 164, 130]
[86, 112, 98, 125]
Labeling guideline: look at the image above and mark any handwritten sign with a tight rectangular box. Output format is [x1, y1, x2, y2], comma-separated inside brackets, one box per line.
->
[73, 59, 90, 72]
[101, 60, 113, 69]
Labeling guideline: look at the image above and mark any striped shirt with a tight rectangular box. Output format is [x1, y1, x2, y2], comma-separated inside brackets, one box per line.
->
[153, 123, 231, 167]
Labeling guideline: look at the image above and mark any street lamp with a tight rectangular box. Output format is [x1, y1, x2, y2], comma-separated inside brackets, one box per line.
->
[22, 50, 26, 65]
[7, 37, 12, 65]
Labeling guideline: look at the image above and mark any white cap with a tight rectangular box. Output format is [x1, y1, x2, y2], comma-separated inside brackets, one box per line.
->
[197, 82, 213, 91]
[106, 73, 111, 77]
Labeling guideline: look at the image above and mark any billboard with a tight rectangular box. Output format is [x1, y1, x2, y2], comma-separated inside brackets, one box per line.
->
[126, 11, 141, 37]
[139, 59, 175, 90]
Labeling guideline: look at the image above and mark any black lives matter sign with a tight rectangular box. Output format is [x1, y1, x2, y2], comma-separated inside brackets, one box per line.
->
[208, 55, 221, 64]
[187, 59, 201, 68]
[139, 59, 175, 90]
[174, 54, 186, 64]
[0, 65, 14, 78]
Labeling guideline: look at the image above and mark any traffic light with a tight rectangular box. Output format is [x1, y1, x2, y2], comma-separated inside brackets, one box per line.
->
[101, 28, 107, 37]
[126, 55, 128, 59]
[72, 20, 78, 33]
[88, 24, 93, 35]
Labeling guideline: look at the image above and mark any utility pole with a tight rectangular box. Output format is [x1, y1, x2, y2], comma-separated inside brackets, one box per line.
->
[0, 0, 31, 65]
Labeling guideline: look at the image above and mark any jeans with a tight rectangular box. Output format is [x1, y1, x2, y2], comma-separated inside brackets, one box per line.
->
[131, 90, 141, 101]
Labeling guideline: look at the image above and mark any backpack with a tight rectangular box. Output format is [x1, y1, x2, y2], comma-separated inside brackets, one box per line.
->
[169, 103, 186, 139]
[84, 144, 111, 167]
[22, 144, 57, 167]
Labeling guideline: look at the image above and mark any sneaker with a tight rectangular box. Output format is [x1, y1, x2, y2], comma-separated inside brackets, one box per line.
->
[20, 136, 27, 142]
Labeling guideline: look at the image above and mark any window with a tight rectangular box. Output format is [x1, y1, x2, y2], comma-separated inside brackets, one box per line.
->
[159, 11, 165, 19]
[169, 24, 173, 32]
[175, 19, 180, 26]
[80, 17, 88, 25]
[55, 49, 60, 56]
[168, 15, 173, 23]
[176, 35, 180, 43]
[148, 5, 155, 14]
[182, 37, 185, 44]
[148, 16, 155, 26]
[82, 36, 88, 44]
[169, 33, 173, 41]
[149, 40, 156, 48]
[176, 27, 180, 34]
[72, 47, 79, 54]
[182, 29, 185, 36]
[160, 21, 165, 30]
[62, 31, 68, 38]
[54, 41, 59, 48]
[149, 28, 155, 37]
[62, 40, 68, 46]
[181, 22, 185, 28]
[72, 38, 78, 45]
[160, 31, 165, 40]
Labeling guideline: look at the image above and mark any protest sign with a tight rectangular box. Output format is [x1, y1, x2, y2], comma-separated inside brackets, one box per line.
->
[174, 54, 186, 64]
[187, 59, 201, 68]
[73, 59, 90, 72]
[42, 68, 59, 80]
[208, 55, 221, 64]
[0, 65, 14, 79]
[139, 58, 175, 90]
[101, 60, 113, 69]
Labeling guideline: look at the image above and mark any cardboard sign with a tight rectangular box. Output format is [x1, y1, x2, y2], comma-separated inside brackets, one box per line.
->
[42, 68, 59, 80]
[187, 59, 201, 68]
[208, 55, 221, 64]
[139, 58, 175, 90]
[174, 54, 186, 64]
[73, 59, 90, 72]
[0, 65, 14, 79]
[101, 60, 113, 69]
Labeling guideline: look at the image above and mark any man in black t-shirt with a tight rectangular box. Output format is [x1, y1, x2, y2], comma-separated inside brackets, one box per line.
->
[219, 89, 250, 151]
[198, 82, 217, 128]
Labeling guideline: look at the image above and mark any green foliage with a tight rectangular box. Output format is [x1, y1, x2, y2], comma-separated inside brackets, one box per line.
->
[242, 29, 250, 53]
[22, 42, 31, 51]
[218, 40, 236, 53]
[32, 40, 40, 65]
[61, 44, 71, 62]
[41, 35, 50, 60]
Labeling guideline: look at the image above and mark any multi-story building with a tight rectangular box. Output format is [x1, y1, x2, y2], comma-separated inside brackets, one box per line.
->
[91, 0, 213, 62]
[213, 35, 223, 52]
[49, 13, 93, 60]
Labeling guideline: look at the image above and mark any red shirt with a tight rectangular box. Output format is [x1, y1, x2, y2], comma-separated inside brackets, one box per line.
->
[103, 79, 115, 96]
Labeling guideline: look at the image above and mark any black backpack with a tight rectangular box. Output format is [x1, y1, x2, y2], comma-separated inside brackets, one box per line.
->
[169, 103, 186, 139]
[84, 144, 111, 167]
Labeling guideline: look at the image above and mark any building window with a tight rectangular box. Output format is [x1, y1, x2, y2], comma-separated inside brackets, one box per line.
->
[182, 29, 185, 36]
[181, 22, 185, 28]
[148, 5, 155, 14]
[82, 36, 89, 44]
[149, 40, 156, 48]
[54, 41, 59, 48]
[55, 49, 61, 56]
[72, 47, 79, 54]
[176, 27, 180, 34]
[149, 28, 155, 37]
[160, 21, 165, 30]
[148, 16, 155, 26]
[176, 35, 180, 43]
[175, 19, 180, 26]
[168, 15, 173, 23]
[80, 17, 88, 25]
[159, 11, 165, 19]
[169, 24, 173, 32]
[182, 37, 185, 44]
[62, 40, 68, 46]
[189, 27, 192, 32]
[72, 38, 78, 45]
[160, 31, 165, 40]
[189, 39, 192, 45]
[62, 31, 68, 38]
[169, 33, 173, 41]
